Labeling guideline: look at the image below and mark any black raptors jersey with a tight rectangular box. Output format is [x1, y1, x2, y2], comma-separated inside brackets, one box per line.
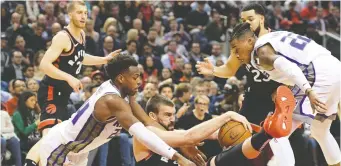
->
[136, 154, 178, 166]
[41, 28, 85, 93]
[239, 64, 281, 124]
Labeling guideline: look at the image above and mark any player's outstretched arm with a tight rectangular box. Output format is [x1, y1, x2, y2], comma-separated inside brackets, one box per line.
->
[99, 94, 192, 165]
[147, 111, 251, 148]
[83, 49, 121, 65]
[39, 32, 75, 82]
[257, 44, 327, 112]
[196, 52, 241, 78]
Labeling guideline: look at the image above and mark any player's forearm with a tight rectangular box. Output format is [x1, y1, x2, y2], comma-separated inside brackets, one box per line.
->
[273, 57, 311, 92]
[129, 122, 177, 159]
[39, 62, 73, 81]
[183, 113, 231, 144]
[83, 54, 108, 65]
[213, 65, 235, 78]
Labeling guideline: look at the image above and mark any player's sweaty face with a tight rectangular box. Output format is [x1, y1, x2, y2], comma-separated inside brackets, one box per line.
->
[123, 66, 141, 96]
[71, 5, 88, 28]
[241, 10, 263, 36]
[231, 39, 251, 64]
[156, 105, 176, 131]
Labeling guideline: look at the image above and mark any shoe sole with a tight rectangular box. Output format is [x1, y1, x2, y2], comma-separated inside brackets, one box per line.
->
[265, 86, 296, 138]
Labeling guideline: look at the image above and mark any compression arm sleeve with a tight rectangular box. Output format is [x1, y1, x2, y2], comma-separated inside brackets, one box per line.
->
[128, 122, 177, 159]
[273, 56, 311, 92]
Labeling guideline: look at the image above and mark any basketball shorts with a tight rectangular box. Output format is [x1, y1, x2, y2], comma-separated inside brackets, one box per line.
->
[292, 55, 340, 124]
[239, 95, 275, 125]
[39, 122, 88, 166]
[38, 82, 72, 131]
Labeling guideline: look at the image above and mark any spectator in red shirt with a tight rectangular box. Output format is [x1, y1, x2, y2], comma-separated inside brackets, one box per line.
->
[300, 1, 317, 21]
[5, 79, 26, 116]
[139, 2, 153, 23]
[284, 1, 304, 34]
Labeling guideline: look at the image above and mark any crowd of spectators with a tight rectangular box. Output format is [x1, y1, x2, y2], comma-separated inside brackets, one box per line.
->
[1, 1, 340, 166]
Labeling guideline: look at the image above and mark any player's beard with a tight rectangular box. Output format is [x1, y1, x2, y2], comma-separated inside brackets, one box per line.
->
[160, 121, 175, 131]
[71, 19, 85, 29]
[253, 20, 261, 37]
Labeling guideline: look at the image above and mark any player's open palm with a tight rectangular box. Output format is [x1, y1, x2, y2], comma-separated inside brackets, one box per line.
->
[307, 90, 327, 113]
[180, 146, 206, 166]
[67, 76, 83, 93]
[227, 111, 252, 133]
[196, 58, 214, 76]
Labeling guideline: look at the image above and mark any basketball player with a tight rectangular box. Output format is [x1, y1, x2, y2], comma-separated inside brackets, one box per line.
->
[196, 4, 294, 165]
[25, 2, 121, 166]
[39, 53, 194, 166]
[133, 94, 252, 166]
[229, 22, 341, 166]
[197, 4, 280, 125]
[133, 85, 296, 166]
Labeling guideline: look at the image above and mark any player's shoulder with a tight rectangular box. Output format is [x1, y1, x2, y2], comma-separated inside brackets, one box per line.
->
[97, 93, 126, 109]
[255, 31, 285, 49]
[52, 30, 70, 43]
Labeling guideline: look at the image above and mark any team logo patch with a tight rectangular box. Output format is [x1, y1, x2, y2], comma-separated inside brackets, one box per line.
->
[46, 104, 57, 114]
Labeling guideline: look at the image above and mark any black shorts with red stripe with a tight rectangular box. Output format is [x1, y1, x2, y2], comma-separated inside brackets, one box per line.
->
[38, 79, 72, 131]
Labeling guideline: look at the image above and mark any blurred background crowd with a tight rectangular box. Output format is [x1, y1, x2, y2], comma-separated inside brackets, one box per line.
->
[1, 1, 340, 166]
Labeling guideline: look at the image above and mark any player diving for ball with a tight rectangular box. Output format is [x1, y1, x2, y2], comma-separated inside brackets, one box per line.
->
[133, 85, 297, 166]
[133, 94, 252, 166]
[229, 22, 341, 166]
[39, 53, 195, 166]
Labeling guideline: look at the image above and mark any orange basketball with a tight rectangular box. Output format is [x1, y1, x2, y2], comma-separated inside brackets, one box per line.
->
[218, 120, 252, 147]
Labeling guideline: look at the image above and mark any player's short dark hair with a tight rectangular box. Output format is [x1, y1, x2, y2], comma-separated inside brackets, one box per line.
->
[175, 83, 191, 98]
[242, 3, 268, 29]
[105, 53, 138, 81]
[67, 1, 86, 13]
[230, 23, 254, 42]
[158, 84, 174, 94]
[146, 94, 174, 114]
[242, 3, 266, 16]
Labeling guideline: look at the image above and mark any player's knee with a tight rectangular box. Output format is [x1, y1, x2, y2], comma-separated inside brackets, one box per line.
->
[310, 120, 331, 140]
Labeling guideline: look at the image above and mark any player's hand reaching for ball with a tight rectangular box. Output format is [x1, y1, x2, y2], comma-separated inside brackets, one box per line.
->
[105, 49, 122, 62]
[180, 146, 207, 166]
[67, 75, 83, 93]
[173, 152, 196, 166]
[226, 111, 252, 133]
[196, 58, 214, 76]
[306, 89, 327, 113]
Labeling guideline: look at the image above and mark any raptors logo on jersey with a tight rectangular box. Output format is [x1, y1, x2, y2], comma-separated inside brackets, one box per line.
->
[68, 49, 85, 75]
